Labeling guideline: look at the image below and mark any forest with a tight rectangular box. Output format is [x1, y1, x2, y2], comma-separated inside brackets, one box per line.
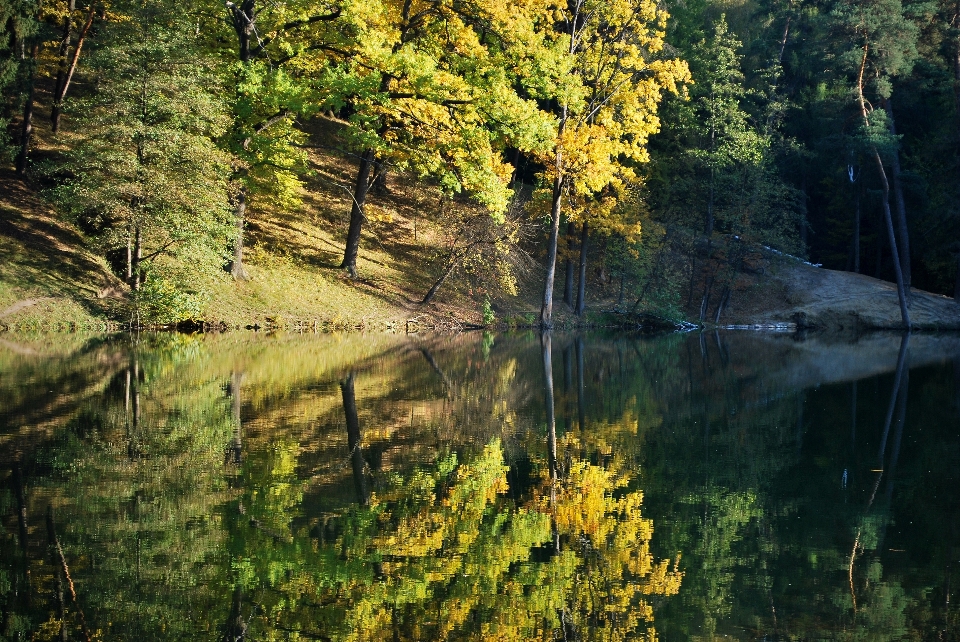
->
[1, 0, 959, 327]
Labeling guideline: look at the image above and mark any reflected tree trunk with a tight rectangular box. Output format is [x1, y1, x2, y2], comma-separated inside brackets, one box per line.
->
[851, 381, 858, 451]
[884, 365, 909, 500]
[420, 348, 452, 393]
[796, 391, 805, 454]
[230, 187, 251, 281]
[227, 372, 244, 464]
[575, 336, 585, 433]
[128, 358, 141, 460]
[575, 221, 588, 316]
[13, 464, 31, 607]
[562, 341, 573, 434]
[878, 333, 910, 466]
[540, 332, 559, 553]
[340, 373, 369, 506]
[223, 585, 247, 642]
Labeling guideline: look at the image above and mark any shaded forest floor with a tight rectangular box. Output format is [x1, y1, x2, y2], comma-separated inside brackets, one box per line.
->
[3, 97, 960, 332]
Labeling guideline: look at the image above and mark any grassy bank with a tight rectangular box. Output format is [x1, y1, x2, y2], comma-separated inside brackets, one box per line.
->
[1, 103, 606, 332]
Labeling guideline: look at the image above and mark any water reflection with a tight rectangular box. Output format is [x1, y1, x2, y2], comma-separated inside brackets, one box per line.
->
[1, 331, 959, 640]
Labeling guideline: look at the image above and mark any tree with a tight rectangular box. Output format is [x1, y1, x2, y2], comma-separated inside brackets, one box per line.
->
[524, 0, 690, 327]
[54, 0, 233, 323]
[216, 0, 342, 281]
[49, 0, 97, 134]
[0, 0, 40, 165]
[832, 0, 920, 327]
[327, 0, 550, 277]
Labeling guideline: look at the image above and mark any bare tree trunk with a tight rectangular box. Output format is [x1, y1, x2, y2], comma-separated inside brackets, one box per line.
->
[230, 186, 250, 280]
[574, 221, 588, 316]
[884, 99, 911, 289]
[341, 149, 375, 278]
[371, 155, 389, 194]
[856, 50, 910, 329]
[15, 40, 39, 175]
[563, 222, 576, 306]
[421, 248, 463, 305]
[873, 151, 911, 328]
[540, 113, 567, 329]
[51, 1, 76, 135]
[705, 164, 715, 235]
[51, 2, 96, 134]
[131, 226, 143, 291]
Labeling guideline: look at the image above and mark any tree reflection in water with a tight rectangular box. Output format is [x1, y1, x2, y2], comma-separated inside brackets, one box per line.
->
[1, 331, 959, 640]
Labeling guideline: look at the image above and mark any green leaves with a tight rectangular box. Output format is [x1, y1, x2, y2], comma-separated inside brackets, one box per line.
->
[53, 0, 234, 322]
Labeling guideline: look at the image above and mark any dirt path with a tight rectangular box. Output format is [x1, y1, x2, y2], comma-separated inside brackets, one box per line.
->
[0, 298, 53, 320]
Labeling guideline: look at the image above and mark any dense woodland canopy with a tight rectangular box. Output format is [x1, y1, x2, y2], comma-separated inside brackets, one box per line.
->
[2, 0, 960, 324]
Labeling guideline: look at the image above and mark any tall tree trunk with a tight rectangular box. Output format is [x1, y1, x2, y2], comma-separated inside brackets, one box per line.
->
[856, 50, 910, 329]
[51, 1, 76, 135]
[872, 152, 911, 328]
[341, 149, 375, 278]
[563, 222, 576, 306]
[230, 186, 250, 280]
[540, 180, 563, 327]
[884, 99, 911, 289]
[51, 2, 95, 134]
[131, 226, 143, 291]
[574, 221, 588, 316]
[372, 155, 389, 194]
[541, 124, 566, 328]
[15, 40, 39, 175]
[705, 166, 715, 235]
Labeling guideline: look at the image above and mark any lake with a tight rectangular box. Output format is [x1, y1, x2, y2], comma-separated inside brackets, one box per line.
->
[1, 330, 959, 640]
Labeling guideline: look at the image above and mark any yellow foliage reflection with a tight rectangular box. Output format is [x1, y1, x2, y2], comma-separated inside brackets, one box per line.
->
[309, 438, 681, 642]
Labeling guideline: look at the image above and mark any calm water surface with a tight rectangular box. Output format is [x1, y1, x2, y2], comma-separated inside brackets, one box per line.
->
[1, 330, 959, 641]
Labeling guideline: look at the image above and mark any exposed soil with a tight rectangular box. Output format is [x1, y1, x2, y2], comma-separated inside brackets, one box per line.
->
[680, 239, 960, 332]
